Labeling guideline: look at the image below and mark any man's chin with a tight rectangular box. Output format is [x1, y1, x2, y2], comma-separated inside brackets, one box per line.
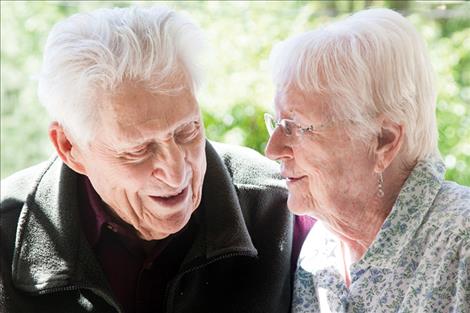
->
[137, 231, 171, 241]
[138, 209, 194, 241]
[136, 224, 182, 241]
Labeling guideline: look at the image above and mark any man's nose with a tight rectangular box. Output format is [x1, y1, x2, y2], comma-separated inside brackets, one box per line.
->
[151, 140, 187, 188]
[265, 127, 293, 161]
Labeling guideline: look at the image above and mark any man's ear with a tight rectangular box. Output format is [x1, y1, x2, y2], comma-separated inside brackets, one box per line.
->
[374, 116, 405, 172]
[48, 122, 87, 175]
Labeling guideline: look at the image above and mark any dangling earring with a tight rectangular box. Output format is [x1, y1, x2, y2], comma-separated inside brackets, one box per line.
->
[377, 172, 384, 198]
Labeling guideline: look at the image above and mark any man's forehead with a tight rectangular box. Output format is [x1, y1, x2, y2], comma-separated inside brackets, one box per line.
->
[100, 83, 198, 124]
[92, 82, 201, 148]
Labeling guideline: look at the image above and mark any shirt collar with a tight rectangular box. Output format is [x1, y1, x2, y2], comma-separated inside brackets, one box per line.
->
[299, 157, 446, 274]
[298, 221, 341, 274]
[80, 175, 176, 258]
[354, 156, 445, 270]
[79, 175, 108, 247]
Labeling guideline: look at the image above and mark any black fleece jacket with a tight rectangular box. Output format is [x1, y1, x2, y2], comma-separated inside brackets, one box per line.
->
[0, 141, 293, 313]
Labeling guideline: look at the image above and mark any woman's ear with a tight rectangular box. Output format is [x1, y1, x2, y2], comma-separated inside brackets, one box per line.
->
[374, 116, 405, 172]
[48, 122, 87, 175]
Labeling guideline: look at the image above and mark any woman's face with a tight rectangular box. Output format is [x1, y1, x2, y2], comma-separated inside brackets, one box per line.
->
[265, 88, 379, 226]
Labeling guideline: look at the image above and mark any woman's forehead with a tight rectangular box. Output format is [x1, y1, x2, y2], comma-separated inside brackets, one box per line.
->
[274, 88, 330, 120]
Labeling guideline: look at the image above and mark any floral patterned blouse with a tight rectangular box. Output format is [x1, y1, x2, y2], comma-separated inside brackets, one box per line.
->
[292, 157, 470, 313]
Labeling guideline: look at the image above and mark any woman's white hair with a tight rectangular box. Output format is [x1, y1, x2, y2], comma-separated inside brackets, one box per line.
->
[38, 5, 205, 143]
[270, 8, 439, 163]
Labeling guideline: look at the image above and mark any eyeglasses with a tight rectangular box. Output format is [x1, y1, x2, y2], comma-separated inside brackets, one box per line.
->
[264, 113, 335, 139]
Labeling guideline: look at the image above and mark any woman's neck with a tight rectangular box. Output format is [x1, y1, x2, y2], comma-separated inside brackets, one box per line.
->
[331, 203, 389, 288]
[332, 164, 410, 286]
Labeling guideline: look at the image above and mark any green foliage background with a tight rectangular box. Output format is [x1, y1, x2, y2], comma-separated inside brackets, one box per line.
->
[1, 1, 469, 185]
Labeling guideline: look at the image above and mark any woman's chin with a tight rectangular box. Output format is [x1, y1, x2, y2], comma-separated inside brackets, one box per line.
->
[287, 194, 312, 215]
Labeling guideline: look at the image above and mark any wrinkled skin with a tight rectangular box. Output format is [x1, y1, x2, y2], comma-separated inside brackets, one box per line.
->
[265, 87, 406, 270]
[53, 82, 207, 241]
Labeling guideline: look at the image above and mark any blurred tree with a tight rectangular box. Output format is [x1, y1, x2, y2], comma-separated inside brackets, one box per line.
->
[1, 0, 469, 185]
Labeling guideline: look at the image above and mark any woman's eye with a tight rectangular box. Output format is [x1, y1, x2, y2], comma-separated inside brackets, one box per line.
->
[175, 121, 200, 143]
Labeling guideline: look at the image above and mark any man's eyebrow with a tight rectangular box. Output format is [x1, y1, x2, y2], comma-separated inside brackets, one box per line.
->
[114, 117, 201, 153]
[175, 119, 200, 131]
[114, 141, 151, 154]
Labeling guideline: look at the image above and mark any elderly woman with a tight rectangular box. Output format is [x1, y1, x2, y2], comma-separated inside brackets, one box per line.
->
[264, 8, 470, 313]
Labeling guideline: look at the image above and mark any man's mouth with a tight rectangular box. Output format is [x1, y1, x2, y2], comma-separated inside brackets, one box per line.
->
[149, 186, 190, 207]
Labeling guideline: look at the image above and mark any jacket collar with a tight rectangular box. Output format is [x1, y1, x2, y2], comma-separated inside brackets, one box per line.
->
[12, 157, 113, 297]
[12, 140, 257, 293]
[183, 141, 257, 266]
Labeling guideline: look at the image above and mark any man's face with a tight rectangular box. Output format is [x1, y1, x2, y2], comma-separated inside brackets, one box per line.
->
[74, 83, 207, 240]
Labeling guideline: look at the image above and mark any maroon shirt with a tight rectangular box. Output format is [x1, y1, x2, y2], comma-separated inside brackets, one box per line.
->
[79, 176, 314, 313]
[291, 215, 316, 273]
[79, 176, 197, 313]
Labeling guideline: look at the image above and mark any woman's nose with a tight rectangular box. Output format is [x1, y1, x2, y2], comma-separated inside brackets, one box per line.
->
[265, 127, 294, 161]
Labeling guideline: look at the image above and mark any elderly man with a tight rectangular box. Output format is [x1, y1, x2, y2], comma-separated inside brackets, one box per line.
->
[0, 6, 313, 313]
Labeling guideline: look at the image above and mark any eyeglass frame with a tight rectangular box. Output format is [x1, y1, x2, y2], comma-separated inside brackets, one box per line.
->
[264, 112, 337, 138]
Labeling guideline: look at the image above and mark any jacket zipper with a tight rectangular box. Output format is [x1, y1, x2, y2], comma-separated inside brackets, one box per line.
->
[38, 284, 123, 313]
[164, 251, 257, 313]
[35, 251, 256, 313]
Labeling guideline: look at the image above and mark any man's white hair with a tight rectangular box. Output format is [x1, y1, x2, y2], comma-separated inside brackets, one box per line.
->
[270, 8, 439, 163]
[38, 6, 205, 143]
